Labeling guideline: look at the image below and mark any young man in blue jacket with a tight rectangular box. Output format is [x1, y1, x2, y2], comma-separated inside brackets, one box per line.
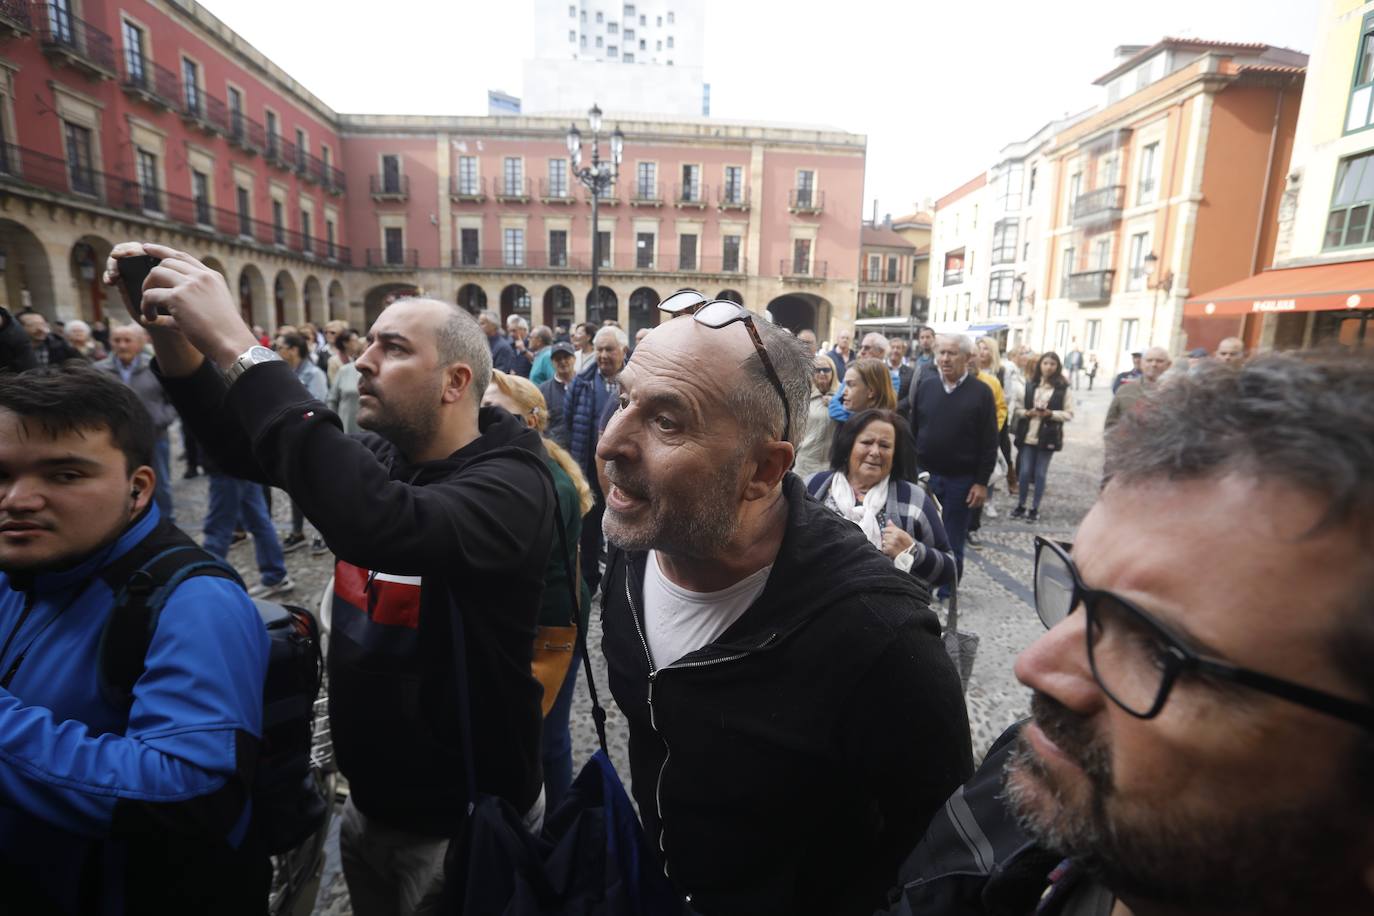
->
[0, 365, 270, 914]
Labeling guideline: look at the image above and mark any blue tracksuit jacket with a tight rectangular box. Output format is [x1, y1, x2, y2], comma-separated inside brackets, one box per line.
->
[0, 505, 269, 912]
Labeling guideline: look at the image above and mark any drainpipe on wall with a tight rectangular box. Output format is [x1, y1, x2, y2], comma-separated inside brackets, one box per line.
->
[1250, 83, 1289, 277]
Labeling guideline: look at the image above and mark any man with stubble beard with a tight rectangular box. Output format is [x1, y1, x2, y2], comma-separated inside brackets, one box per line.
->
[884, 351, 1374, 916]
[596, 290, 971, 916]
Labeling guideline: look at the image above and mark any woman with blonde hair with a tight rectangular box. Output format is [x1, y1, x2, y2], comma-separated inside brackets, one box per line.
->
[482, 370, 592, 807]
[794, 354, 839, 477]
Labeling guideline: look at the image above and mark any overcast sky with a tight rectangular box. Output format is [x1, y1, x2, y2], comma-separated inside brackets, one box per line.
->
[202, 0, 1318, 217]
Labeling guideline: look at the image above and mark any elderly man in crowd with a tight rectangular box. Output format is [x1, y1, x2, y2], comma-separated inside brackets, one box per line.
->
[566, 324, 628, 593]
[884, 351, 1374, 916]
[94, 323, 179, 523]
[597, 295, 971, 915]
[478, 309, 522, 374]
[1105, 345, 1171, 431]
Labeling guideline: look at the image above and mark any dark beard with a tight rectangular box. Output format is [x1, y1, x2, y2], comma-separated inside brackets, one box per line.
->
[1003, 693, 1372, 914]
[357, 387, 440, 460]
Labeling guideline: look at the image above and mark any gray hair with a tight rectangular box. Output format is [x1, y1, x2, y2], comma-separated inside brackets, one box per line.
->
[594, 325, 629, 349]
[506, 314, 529, 331]
[860, 332, 890, 356]
[727, 313, 813, 447]
[936, 333, 974, 356]
[531, 325, 554, 346]
[477, 309, 500, 326]
[432, 301, 492, 402]
[1105, 349, 1374, 786]
[66, 319, 91, 335]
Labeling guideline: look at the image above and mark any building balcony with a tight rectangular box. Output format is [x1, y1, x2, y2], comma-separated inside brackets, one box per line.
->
[584, 190, 621, 207]
[943, 269, 964, 286]
[862, 276, 905, 288]
[228, 113, 267, 156]
[120, 53, 180, 111]
[538, 178, 574, 204]
[630, 182, 663, 207]
[0, 142, 353, 264]
[265, 135, 300, 173]
[1063, 269, 1115, 304]
[451, 249, 584, 270]
[780, 258, 827, 280]
[0, 0, 33, 37]
[366, 248, 419, 269]
[1071, 185, 1125, 228]
[788, 188, 824, 215]
[181, 87, 230, 136]
[674, 182, 708, 209]
[370, 174, 409, 201]
[35, 5, 116, 79]
[717, 185, 750, 210]
[449, 249, 750, 275]
[495, 177, 532, 203]
[449, 175, 486, 202]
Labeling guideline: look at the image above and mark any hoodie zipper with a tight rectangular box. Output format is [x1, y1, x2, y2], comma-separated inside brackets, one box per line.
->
[624, 563, 774, 886]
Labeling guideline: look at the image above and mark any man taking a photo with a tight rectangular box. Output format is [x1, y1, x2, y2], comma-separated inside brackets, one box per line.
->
[105, 241, 555, 916]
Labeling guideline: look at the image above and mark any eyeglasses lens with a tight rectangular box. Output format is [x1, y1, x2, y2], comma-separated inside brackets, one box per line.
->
[693, 300, 741, 328]
[1034, 545, 1075, 629]
[1087, 596, 1171, 716]
[659, 289, 704, 314]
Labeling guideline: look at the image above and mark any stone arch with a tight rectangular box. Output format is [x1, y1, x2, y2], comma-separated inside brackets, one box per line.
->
[69, 235, 113, 322]
[328, 279, 347, 321]
[303, 275, 325, 324]
[716, 289, 744, 306]
[363, 282, 419, 330]
[456, 283, 487, 315]
[0, 219, 55, 319]
[237, 264, 268, 329]
[628, 286, 660, 338]
[542, 284, 574, 329]
[585, 285, 617, 326]
[766, 292, 830, 335]
[499, 284, 532, 324]
[272, 269, 300, 329]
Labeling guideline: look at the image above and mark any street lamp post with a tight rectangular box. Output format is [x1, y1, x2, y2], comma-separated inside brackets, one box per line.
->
[567, 104, 623, 324]
[1143, 251, 1174, 347]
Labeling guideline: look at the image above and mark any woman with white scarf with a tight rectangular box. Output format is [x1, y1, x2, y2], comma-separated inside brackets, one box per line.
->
[804, 409, 956, 592]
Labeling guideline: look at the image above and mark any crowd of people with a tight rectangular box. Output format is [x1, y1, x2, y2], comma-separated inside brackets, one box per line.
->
[1, 263, 1371, 916]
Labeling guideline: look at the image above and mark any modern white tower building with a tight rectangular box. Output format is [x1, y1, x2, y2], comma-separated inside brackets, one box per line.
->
[524, 0, 709, 116]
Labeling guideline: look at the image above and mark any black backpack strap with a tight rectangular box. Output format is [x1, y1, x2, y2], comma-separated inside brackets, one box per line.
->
[98, 523, 244, 711]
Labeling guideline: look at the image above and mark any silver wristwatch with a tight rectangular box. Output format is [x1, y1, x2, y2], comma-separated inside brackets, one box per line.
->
[222, 345, 282, 386]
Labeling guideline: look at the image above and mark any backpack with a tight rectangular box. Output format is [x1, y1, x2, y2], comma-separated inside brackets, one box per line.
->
[97, 520, 329, 856]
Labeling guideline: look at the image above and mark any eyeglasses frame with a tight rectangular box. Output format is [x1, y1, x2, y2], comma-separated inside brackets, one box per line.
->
[658, 288, 793, 444]
[1032, 536, 1374, 731]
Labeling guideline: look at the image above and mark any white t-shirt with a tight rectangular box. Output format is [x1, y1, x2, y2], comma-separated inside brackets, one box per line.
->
[642, 550, 772, 669]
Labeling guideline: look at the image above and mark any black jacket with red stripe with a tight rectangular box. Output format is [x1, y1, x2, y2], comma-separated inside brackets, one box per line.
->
[159, 358, 555, 836]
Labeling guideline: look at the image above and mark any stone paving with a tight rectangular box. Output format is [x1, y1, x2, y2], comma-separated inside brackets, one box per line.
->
[168, 383, 1113, 915]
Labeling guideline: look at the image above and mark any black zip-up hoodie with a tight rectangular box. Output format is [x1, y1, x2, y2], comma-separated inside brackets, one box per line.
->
[158, 359, 554, 835]
[601, 473, 974, 916]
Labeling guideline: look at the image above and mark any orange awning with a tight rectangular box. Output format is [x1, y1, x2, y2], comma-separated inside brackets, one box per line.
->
[1183, 259, 1374, 317]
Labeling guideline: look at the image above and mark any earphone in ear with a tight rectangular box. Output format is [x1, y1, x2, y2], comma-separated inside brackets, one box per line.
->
[131, 488, 141, 499]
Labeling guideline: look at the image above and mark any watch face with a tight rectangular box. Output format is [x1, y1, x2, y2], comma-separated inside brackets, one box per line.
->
[248, 346, 277, 363]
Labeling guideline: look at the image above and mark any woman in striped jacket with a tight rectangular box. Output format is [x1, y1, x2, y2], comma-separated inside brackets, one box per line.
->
[805, 408, 956, 592]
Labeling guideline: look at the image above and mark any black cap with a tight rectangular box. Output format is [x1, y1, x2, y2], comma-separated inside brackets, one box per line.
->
[551, 341, 576, 357]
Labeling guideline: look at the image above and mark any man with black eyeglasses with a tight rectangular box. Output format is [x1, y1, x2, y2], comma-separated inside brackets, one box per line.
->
[882, 350, 1374, 916]
[597, 290, 972, 916]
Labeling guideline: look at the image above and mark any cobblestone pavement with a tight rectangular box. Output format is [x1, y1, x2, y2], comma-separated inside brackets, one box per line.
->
[169, 383, 1112, 915]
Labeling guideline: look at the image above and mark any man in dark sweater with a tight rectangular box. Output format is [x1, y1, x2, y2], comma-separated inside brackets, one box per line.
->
[104, 241, 555, 916]
[908, 334, 998, 591]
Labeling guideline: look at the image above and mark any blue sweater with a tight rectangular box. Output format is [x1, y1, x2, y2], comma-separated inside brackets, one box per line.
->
[0, 505, 268, 911]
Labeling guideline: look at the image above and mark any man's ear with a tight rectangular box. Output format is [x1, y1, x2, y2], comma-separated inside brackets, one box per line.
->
[442, 363, 475, 405]
[129, 465, 156, 518]
[743, 439, 794, 502]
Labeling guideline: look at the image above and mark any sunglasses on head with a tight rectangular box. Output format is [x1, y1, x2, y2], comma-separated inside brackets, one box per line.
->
[658, 289, 792, 443]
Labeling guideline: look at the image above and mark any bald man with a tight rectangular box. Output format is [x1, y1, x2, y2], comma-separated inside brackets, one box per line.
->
[1105, 345, 1171, 431]
[1215, 337, 1245, 365]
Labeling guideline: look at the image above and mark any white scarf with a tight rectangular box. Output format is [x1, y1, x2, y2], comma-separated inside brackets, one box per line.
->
[828, 473, 890, 549]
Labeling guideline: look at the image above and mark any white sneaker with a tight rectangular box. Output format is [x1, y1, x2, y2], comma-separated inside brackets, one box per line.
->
[984, 500, 999, 519]
[248, 577, 295, 600]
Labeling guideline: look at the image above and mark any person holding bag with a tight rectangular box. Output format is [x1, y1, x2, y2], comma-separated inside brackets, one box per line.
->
[1011, 351, 1073, 522]
[481, 370, 594, 810]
